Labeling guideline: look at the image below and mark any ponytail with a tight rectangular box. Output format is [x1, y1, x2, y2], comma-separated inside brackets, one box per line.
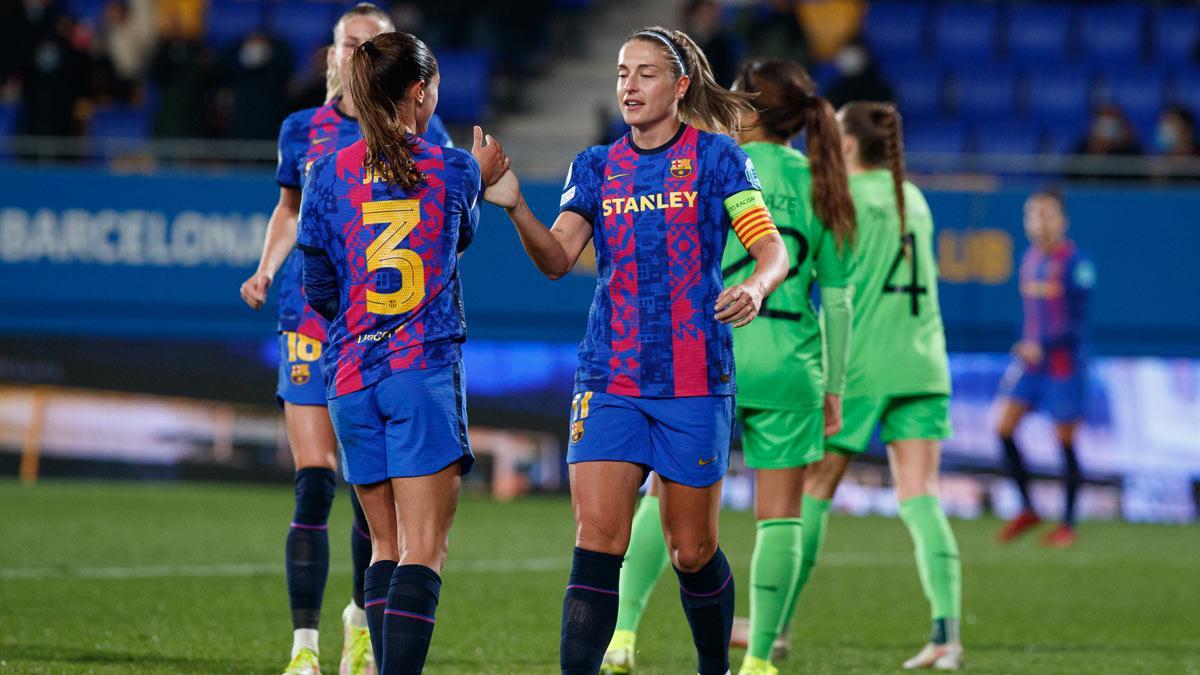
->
[325, 3, 395, 103]
[839, 101, 908, 253]
[346, 33, 438, 190]
[733, 59, 856, 248]
[627, 27, 754, 136]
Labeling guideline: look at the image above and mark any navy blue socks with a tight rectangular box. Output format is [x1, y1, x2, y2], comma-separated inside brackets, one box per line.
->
[1000, 435, 1034, 511]
[1062, 442, 1082, 526]
[383, 564, 442, 674]
[364, 560, 398, 667]
[674, 547, 735, 675]
[349, 489, 372, 608]
[560, 547, 623, 674]
[287, 467, 335, 629]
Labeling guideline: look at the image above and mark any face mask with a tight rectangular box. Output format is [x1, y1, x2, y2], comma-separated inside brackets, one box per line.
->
[1156, 123, 1180, 152]
[239, 40, 272, 69]
[35, 42, 61, 72]
[835, 47, 867, 77]
[1093, 117, 1122, 142]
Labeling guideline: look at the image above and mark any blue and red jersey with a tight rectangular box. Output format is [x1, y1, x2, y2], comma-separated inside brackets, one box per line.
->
[274, 99, 452, 341]
[559, 124, 763, 398]
[1018, 239, 1095, 376]
[296, 138, 481, 399]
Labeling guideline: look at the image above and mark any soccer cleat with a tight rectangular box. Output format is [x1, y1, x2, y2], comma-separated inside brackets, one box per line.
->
[902, 642, 964, 670]
[600, 629, 637, 674]
[1040, 524, 1077, 548]
[996, 509, 1042, 543]
[283, 648, 321, 675]
[737, 655, 779, 675]
[730, 616, 790, 661]
[339, 602, 376, 675]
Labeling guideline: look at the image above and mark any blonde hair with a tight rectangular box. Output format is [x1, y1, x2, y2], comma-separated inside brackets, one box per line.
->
[626, 26, 754, 136]
[325, 3, 395, 103]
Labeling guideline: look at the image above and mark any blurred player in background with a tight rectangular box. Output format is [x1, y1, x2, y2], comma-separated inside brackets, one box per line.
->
[235, 5, 452, 674]
[298, 31, 505, 674]
[780, 103, 964, 671]
[599, 59, 857, 675]
[995, 191, 1096, 548]
[482, 27, 788, 675]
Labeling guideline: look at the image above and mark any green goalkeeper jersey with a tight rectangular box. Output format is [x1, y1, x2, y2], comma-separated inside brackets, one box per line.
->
[721, 142, 852, 410]
[843, 169, 950, 397]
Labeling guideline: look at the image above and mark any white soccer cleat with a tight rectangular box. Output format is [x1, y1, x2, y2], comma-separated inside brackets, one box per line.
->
[339, 602, 376, 675]
[730, 616, 790, 661]
[902, 642, 964, 670]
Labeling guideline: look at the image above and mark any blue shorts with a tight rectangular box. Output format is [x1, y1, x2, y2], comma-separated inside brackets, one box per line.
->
[566, 392, 733, 488]
[999, 361, 1086, 423]
[276, 331, 327, 408]
[327, 361, 474, 484]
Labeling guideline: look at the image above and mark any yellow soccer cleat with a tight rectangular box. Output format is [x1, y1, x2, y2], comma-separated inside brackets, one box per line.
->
[902, 642, 964, 671]
[339, 602, 377, 675]
[283, 647, 321, 675]
[737, 655, 779, 675]
[600, 629, 638, 674]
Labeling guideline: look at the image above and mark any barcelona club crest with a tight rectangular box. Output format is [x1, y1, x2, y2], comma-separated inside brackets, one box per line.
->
[290, 364, 311, 385]
[669, 158, 693, 178]
[570, 420, 585, 443]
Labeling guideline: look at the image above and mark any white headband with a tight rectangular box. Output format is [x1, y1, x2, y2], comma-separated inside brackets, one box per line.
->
[634, 31, 686, 73]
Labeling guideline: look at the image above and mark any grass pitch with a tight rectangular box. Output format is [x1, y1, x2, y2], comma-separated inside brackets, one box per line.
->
[0, 480, 1196, 674]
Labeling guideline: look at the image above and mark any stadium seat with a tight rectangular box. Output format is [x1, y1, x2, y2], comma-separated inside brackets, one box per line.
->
[933, 3, 1001, 63]
[904, 119, 968, 156]
[206, 0, 266, 50]
[267, 2, 336, 71]
[1096, 68, 1165, 135]
[1172, 72, 1200, 117]
[886, 62, 945, 119]
[974, 121, 1042, 155]
[67, 0, 108, 27]
[1006, 4, 1075, 65]
[1153, 6, 1200, 67]
[1079, 4, 1147, 66]
[434, 50, 493, 124]
[950, 65, 1021, 121]
[0, 103, 19, 161]
[863, 1, 930, 60]
[88, 104, 152, 160]
[1027, 68, 1093, 131]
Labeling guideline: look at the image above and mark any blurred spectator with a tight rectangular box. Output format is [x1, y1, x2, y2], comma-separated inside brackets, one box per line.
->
[682, 0, 742, 89]
[223, 31, 293, 139]
[735, 0, 811, 66]
[21, 11, 90, 135]
[824, 39, 894, 109]
[99, 0, 156, 83]
[289, 46, 333, 113]
[798, 0, 866, 62]
[149, 15, 213, 137]
[1155, 105, 1198, 157]
[156, 0, 205, 40]
[0, 1, 38, 93]
[1076, 105, 1142, 157]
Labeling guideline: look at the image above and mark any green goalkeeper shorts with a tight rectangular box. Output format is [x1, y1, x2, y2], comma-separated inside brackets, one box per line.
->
[827, 394, 951, 455]
[738, 405, 825, 470]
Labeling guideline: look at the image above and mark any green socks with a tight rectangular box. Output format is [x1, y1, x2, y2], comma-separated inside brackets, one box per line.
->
[614, 495, 670, 633]
[898, 495, 962, 636]
[780, 494, 831, 632]
[748, 518, 803, 661]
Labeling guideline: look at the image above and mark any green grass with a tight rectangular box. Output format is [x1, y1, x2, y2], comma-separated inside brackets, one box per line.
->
[0, 480, 1197, 674]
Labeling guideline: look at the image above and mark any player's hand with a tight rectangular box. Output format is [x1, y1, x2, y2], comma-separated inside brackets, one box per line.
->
[1013, 340, 1043, 365]
[471, 125, 511, 187]
[715, 282, 763, 327]
[240, 271, 272, 310]
[823, 393, 843, 437]
[484, 169, 522, 209]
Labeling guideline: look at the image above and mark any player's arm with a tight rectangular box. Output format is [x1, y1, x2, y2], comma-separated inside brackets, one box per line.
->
[715, 190, 788, 327]
[240, 186, 301, 309]
[813, 228, 854, 398]
[483, 164, 593, 281]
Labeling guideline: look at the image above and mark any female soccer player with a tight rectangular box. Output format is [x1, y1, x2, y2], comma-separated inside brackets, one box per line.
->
[298, 31, 505, 675]
[482, 27, 789, 675]
[781, 102, 964, 671]
[995, 190, 1095, 548]
[236, 5, 453, 674]
[599, 59, 857, 675]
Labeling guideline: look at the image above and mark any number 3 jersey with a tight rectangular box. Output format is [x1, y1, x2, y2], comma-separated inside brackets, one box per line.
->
[296, 138, 481, 399]
[844, 169, 950, 398]
[559, 124, 774, 398]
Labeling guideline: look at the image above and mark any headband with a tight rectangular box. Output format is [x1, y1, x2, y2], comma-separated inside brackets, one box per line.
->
[634, 30, 686, 74]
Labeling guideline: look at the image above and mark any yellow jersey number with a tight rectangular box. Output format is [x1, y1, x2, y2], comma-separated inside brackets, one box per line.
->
[363, 199, 425, 315]
[286, 332, 322, 362]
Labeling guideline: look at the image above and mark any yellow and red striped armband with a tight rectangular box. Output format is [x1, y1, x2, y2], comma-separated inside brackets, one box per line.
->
[725, 190, 778, 250]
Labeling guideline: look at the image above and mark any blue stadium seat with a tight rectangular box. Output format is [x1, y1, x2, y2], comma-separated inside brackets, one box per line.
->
[67, 0, 107, 26]
[904, 119, 967, 156]
[1097, 68, 1165, 134]
[207, 0, 266, 49]
[1007, 4, 1075, 65]
[863, 1, 930, 60]
[267, 3, 336, 71]
[951, 65, 1021, 121]
[886, 62, 945, 119]
[434, 50, 493, 124]
[0, 103, 19, 161]
[1027, 68, 1093, 131]
[1153, 6, 1200, 66]
[934, 3, 1001, 63]
[974, 121, 1042, 155]
[1079, 4, 1147, 66]
[89, 105, 151, 139]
